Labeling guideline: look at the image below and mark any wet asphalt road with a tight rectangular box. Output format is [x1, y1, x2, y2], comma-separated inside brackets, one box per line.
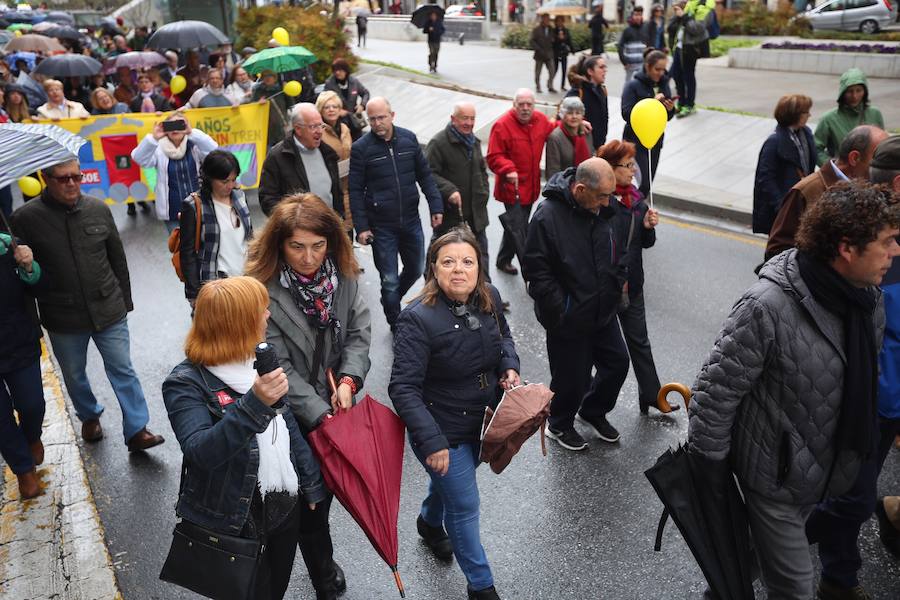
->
[35, 191, 900, 599]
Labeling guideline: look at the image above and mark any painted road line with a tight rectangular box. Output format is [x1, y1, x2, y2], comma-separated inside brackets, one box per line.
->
[0, 346, 122, 600]
[661, 216, 767, 248]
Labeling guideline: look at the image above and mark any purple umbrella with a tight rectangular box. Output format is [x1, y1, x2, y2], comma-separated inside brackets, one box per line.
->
[103, 51, 167, 74]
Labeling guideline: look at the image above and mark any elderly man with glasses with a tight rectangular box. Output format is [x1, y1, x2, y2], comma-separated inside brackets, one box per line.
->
[523, 157, 631, 451]
[11, 159, 164, 453]
[259, 102, 344, 217]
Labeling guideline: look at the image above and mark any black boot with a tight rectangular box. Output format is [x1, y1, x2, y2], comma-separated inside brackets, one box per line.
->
[416, 514, 453, 560]
[467, 585, 501, 600]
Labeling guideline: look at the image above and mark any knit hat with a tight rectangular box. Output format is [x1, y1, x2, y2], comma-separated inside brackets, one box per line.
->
[871, 135, 900, 171]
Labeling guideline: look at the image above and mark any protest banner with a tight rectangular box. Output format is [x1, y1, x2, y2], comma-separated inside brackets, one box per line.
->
[29, 103, 270, 204]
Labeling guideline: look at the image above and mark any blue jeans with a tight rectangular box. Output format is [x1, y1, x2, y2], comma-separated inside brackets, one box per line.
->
[48, 317, 149, 442]
[0, 360, 46, 474]
[371, 221, 425, 325]
[412, 442, 493, 591]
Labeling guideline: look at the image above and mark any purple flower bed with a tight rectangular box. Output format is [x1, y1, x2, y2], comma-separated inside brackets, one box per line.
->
[762, 41, 899, 54]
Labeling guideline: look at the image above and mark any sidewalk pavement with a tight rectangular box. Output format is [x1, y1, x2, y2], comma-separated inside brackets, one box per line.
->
[0, 349, 121, 600]
[356, 38, 900, 226]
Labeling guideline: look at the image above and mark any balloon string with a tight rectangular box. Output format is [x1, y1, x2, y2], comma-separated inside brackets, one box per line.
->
[647, 146, 654, 210]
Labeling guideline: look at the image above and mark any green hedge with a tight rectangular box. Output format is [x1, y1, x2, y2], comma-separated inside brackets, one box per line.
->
[235, 4, 357, 82]
[501, 23, 593, 52]
[720, 1, 810, 36]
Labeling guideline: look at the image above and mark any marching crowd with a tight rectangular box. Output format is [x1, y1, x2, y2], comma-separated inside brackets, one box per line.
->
[2, 9, 900, 600]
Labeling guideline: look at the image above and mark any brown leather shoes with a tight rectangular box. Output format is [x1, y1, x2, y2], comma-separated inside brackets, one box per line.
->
[127, 428, 165, 452]
[29, 439, 44, 466]
[17, 470, 41, 500]
[81, 419, 103, 442]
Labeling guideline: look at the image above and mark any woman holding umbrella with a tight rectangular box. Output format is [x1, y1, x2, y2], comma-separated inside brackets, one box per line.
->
[245, 193, 371, 600]
[3, 84, 32, 122]
[422, 10, 445, 74]
[161, 276, 326, 600]
[390, 227, 520, 600]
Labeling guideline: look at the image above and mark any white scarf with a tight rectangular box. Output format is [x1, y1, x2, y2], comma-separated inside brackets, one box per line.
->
[158, 135, 189, 160]
[205, 361, 299, 499]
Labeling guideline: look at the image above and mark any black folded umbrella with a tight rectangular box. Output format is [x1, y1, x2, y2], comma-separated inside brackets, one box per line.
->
[411, 4, 445, 28]
[145, 20, 229, 50]
[45, 11, 75, 25]
[645, 445, 755, 600]
[498, 189, 528, 280]
[33, 54, 102, 78]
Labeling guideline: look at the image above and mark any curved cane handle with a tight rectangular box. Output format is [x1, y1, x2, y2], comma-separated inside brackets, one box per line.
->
[656, 382, 691, 413]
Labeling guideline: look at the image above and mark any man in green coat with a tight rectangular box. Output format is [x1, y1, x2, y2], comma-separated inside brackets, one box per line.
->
[814, 68, 885, 167]
[425, 101, 492, 278]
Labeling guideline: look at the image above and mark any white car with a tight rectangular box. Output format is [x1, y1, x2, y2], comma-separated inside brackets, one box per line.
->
[803, 0, 897, 34]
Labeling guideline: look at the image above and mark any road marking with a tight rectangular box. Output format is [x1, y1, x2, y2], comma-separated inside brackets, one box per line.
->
[661, 216, 767, 248]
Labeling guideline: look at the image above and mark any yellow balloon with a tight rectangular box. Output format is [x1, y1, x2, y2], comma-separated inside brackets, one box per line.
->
[629, 98, 668, 149]
[272, 27, 290, 47]
[283, 80, 302, 98]
[169, 74, 187, 96]
[15, 30, 23, 37]
[18, 176, 42, 197]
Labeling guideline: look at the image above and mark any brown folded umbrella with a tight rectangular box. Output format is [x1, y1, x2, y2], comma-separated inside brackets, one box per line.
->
[479, 383, 553, 474]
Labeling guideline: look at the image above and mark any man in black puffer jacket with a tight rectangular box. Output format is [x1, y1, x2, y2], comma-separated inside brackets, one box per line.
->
[689, 182, 898, 600]
[349, 96, 443, 327]
[523, 158, 629, 451]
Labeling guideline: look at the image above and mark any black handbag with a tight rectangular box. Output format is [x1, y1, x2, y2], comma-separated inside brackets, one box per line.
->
[159, 517, 264, 600]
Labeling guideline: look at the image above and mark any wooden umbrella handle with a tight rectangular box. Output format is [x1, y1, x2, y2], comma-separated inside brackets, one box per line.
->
[656, 382, 691, 413]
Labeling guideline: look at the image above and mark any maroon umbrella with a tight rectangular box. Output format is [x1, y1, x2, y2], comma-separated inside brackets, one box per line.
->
[308, 392, 407, 597]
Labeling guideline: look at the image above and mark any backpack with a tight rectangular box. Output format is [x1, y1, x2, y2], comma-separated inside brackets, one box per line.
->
[706, 9, 720, 40]
[167, 193, 202, 282]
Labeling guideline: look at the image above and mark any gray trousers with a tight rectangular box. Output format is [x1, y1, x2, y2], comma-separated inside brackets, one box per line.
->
[745, 491, 816, 600]
[534, 58, 555, 89]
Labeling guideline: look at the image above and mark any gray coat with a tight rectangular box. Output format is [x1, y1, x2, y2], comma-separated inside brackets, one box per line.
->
[424, 124, 490, 234]
[545, 126, 594, 181]
[688, 250, 884, 505]
[265, 270, 372, 430]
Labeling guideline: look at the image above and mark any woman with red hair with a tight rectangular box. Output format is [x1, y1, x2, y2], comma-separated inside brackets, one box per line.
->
[595, 140, 668, 415]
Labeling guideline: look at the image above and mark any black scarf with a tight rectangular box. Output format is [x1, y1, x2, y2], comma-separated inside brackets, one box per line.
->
[797, 251, 878, 456]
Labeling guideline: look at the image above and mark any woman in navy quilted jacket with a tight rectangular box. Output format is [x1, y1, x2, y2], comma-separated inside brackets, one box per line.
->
[390, 228, 519, 600]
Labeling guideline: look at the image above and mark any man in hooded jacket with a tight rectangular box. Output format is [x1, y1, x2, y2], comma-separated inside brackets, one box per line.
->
[814, 68, 885, 167]
[523, 158, 630, 452]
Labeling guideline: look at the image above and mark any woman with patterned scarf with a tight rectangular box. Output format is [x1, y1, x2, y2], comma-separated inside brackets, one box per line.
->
[245, 193, 371, 600]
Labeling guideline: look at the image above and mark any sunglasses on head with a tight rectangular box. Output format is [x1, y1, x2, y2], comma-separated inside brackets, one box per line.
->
[451, 303, 481, 331]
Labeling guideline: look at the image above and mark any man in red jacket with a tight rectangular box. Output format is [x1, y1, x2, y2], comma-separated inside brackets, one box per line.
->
[486, 88, 555, 275]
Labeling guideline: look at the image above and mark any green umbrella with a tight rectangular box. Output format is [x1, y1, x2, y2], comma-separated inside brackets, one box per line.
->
[7, 23, 33, 32]
[241, 45, 317, 75]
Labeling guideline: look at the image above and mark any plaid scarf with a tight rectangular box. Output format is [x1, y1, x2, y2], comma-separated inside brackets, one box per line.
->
[198, 190, 253, 284]
[280, 257, 341, 341]
[449, 124, 476, 159]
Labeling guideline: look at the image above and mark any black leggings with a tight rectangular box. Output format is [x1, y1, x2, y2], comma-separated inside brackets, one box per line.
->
[297, 493, 338, 596]
[556, 54, 568, 88]
[253, 503, 301, 600]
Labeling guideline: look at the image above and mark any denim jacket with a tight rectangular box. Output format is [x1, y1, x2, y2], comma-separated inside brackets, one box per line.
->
[162, 360, 327, 535]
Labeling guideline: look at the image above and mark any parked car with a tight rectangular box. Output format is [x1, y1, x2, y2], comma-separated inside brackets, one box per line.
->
[803, 0, 897, 34]
[446, 4, 485, 17]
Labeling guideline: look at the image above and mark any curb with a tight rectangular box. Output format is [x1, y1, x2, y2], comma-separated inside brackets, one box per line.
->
[0, 346, 122, 600]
